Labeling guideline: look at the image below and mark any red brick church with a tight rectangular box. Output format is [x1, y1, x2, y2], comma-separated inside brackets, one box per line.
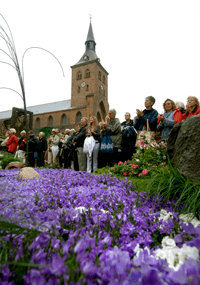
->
[0, 21, 109, 134]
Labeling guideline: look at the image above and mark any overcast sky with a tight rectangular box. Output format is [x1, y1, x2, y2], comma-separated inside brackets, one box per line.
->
[1, 0, 200, 122]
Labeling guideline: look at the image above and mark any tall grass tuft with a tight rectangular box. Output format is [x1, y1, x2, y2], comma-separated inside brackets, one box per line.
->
[143, 161, 200, 217]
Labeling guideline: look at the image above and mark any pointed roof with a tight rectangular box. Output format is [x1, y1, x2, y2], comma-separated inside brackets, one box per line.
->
[73, 20, 99, 66]
[85, 21, 95, 43]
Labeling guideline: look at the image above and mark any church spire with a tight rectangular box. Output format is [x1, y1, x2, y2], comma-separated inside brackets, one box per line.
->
[74, 20, 98, 65]
[85, 20, 96, 51]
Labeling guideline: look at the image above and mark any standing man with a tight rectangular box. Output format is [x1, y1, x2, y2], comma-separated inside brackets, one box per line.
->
[73, 118, 88, 171]
[121, 112, 137, 161]
[37, 132, 47, 167]
[28, 130, 38, 167]
[101, 109, 122, 166]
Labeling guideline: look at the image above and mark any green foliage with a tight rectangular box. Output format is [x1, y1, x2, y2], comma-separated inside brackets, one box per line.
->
[0, 153, 23, 169]
[39, 127, 52, 139]
[141, 162, 200, 216]
[0, 133, 5, 139]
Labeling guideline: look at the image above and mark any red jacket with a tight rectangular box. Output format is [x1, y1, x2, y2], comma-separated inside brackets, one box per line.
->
[6, 134, 17, 153]
[174, 109, 185, 124]
[182, 107, 200, 120]
[174, 107, 200, 124]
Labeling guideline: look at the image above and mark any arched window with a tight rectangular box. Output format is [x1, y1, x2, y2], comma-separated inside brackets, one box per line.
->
[78, 86, 81, 93]
[98, 71, 101, 80]
[99, 86, 101, 93]
[103, 75, 105, 84]
[76, 111, 82, 124]
[97, 112, 101, 122]
[76, 72, 82, 80]
[48, 115, 53, 127]
[61, 114, 67, 125]
[35, 117, 40, 129]
[85, 69, 90, 78]
[86, 85, 89, 91]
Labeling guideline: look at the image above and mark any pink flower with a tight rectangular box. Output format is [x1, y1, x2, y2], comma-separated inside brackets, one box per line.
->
[131, 164, 135, 168]
[142, 169, 148, 175]
[111, 168, 114, 171]
[124, 161, 127, 165]
[160, 163, 164, 166]
[153, 165, 156, 168]
[134, 165, 139, 169]
[118, 161, 122, 166]
[148, 163, 151, 166]
[138, 173, 142, 177]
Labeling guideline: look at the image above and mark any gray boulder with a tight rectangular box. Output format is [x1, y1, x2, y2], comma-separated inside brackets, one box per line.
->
[17, 167, 40, 180]
[167, 115, 200, 181]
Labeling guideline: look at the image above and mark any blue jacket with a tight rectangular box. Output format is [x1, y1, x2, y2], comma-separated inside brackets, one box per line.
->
[157, 111, 174, 141]
[134, 108, 158, 131]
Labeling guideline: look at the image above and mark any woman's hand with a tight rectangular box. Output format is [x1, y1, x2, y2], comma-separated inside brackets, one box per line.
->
[136, 109, 143, 118]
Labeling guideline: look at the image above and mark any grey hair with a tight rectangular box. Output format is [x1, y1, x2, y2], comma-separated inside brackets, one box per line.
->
[9, 128, 16, 134]
[109, 109, 117, 115]
[175, 101, 185, 109]
[39, 132, 45, 136]
[146, 96, 156, 105]
[20, 130, 26, 134]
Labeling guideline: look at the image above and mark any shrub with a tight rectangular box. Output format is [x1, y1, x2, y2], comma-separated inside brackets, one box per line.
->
[0, 153, 23, 169]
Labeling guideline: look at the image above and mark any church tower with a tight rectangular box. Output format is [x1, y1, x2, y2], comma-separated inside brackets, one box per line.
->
[71, 20, 109, 122]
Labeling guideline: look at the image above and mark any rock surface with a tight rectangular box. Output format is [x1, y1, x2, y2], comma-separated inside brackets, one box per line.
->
[17, 167, 40, 180]
[5, 161, 25, 169]
[167, 115, 200, 181]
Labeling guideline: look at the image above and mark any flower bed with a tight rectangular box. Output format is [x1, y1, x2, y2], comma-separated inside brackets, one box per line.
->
[99, 140, 168, 178]
[0, 168, 199, 284]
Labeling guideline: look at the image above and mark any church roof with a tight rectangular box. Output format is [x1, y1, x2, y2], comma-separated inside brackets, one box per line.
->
[0, 99, 71, 120]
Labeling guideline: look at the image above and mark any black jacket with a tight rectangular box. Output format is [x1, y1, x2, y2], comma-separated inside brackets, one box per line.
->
[73, 124, 88, 147]
[37, 137, 47, 152]
[28, 135, 38, 152]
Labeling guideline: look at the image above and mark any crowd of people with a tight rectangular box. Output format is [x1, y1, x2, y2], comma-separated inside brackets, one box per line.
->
[0, 95, 199, 172]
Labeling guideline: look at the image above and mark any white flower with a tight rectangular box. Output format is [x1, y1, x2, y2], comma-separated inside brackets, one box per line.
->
[154, 248, 167, 260]
[101, 209, 109, 214]
[180, 244, 199, 261]
[161, 236, 176, 249]
[159, 209, 173, 222]
[179, 213, 200, 228]
[75, 206, 87, 213]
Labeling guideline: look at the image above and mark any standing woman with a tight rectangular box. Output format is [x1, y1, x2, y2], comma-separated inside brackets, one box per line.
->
[182, 96, 200, 120]
[157, 99, 176, 141]
[134, 96, 158, 132]
[86, 115, 101, 173]
[6, 128, 17, 154]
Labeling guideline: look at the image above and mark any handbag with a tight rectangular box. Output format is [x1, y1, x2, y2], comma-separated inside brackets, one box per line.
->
[83, 136, 96, 157]
[135, 119, 155, 147]
[100, 131, 114, 154]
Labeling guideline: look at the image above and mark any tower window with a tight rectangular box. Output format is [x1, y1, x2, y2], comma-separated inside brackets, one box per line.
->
[78, 86, 81, 93]
[103, 75, 105, 84]
[85, 69, 90, 78]
[86, 85, 89, 91]
[98, 71, 101, 80]
[77, 72, 82, 80]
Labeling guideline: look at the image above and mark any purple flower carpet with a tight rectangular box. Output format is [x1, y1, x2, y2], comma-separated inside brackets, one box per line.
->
[0, 168, 199, 284]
